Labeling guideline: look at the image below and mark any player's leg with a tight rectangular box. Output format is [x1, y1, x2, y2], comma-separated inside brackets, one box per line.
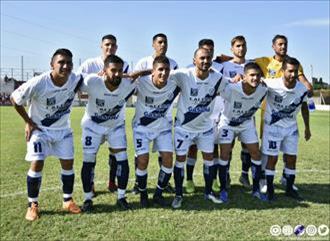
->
[281, 129, 302, 201]
[172, 127, 192, 209]
[218, 127, 235, 202]
[108, 125, 131, 209]
[153, 130, 173, 206]
[186, 144, 198, 193]
[108, 147, 118, 192]
[80, 127, 102, 212]
[24, 130, 46, 221]
[212, 143, 220, 192]
[239, 142, 251, 188]
[134, 130, 151, 207]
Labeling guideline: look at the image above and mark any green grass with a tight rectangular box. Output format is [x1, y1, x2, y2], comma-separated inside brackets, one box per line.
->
[1, 106, 329, 240]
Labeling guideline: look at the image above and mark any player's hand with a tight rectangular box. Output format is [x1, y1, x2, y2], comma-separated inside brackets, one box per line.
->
[25, 121, 42, 142]
[97, 70, 104, 76]
[305, 128, 311, 141]
[231, 74, 242, 83]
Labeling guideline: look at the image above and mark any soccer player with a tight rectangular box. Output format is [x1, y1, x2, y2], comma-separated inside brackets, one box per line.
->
[79, 55, 136, 212]
[133, 33, 178, 194]
[185, 38, 223, 194]
[10, 48, 82, 221]
[170, 48, 223, 208]
[133, 56, 179, 207]
[217, 62, 268, 202]
[262, 57, 311, 201]
[221, 36, 254, 189]
[255, 35, 313, 193]
[77, 34, 130, 193]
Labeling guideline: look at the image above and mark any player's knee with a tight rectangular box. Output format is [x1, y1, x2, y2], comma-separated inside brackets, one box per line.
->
[83, 153, 96, 163]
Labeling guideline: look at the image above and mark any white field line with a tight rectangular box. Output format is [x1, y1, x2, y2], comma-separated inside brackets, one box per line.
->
[1, 169, 329, 199]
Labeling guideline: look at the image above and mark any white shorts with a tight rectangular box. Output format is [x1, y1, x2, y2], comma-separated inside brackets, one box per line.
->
[174, 126, 214, 156]
[218, 121, 258, 144]
[82, 120, 127, 155]
[261, 124, 299, 156]
[133, 127, 173, 156]
[25, 128, 74, 161]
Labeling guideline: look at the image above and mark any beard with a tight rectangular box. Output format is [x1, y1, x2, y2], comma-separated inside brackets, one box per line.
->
[110, 77, 122, 87]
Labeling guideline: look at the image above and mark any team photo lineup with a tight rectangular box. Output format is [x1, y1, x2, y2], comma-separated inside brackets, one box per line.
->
[10, 33, 314, 222]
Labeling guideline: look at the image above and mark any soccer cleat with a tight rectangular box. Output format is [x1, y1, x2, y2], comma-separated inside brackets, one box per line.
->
[171, 196, 183, 209]
[63, 199, 81, 214]
[116, 198, 132, 210]
[164, 183, 175, 193]
[140, 192, 149, 208]
[212, 180, 220, 192]
[219, 190, 228, 203]
[204, 192, 223, 204]
[132, 182, 139, 195]
[252, 191, 268, 201]
[280, 176, 298, 191]
[185, 180, 195, 194]
[285, 190, 304, 202]
[81, 199, 93, 213]
[239, 174, 251, 188]
[259, 179, 267, 193]
[108, 181, 118, 192]
[153, 195, 169, 207]
[25, 203, 39, 221]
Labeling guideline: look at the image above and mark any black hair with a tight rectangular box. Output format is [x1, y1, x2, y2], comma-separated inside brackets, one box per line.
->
[153, 55, 170, 67]
[102, 34, 117, 42]
[272, 34, 287, 44]
[104, 54, 124, 68]
[51, 48, 73, 62]
[152, 33, 167, 42]
[282, 56, 300, 70]
[198, 39, 214, 48]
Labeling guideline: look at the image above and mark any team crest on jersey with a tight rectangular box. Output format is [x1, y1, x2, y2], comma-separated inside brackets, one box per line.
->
[274, 95, 283, 103]
[208, 87, 215, 96]
[96, 98, 105, 107]
[229, 71, 237, 78]
[190, 88, 198, 96]
[268, 69, 276, 77]
[145, 96, 154, 104]
[234, 101, 242, 109]
[46, 97, 56, 106]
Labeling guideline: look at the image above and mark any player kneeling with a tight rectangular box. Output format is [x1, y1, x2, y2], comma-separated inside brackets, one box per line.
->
[218, 62, 268, 202]
[134, 56, 179, 207]
[262, 57, 311, 202]
[80, 55, 136, 212]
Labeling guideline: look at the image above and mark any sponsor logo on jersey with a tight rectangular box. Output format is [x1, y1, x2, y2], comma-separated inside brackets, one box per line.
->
[274, 95, 283, 103]
[190, 88, 198, 96]
[234, 101, 242, 109]
[268, 69, 276, 77]
[46, 97, 56, 106]
[96, 98, 105, 107]
[145, 96, 154, 104]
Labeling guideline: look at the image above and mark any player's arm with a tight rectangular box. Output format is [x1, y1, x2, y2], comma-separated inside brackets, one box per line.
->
[124, 69, 152, 82]
[10, 97, 41, 141]
[298, 74, 313, 95]
[301, 101, 311, 141]
[214, 54, 233, 63]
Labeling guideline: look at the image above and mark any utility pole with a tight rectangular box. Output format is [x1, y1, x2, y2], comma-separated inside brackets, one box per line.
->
[310, 64, 313, 82]
[21, 56, 24, 81]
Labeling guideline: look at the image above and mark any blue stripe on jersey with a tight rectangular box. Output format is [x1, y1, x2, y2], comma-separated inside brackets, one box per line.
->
[41, 97, 74, 127]
[269, 91, 308, 125]
[123, 65, 129, 74]
[181, 77, 222, 126]
[91, 88, 135, 124]
[140, 86, 180, 126]
[229, 93, 267, 127]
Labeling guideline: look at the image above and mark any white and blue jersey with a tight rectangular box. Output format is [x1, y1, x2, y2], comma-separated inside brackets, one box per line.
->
[170, 68, 223, 133]
[80, 74, 136, 129]
[77, 56, 130, 77]
[134, 55, 178, 72]
[263, 77, 308, 128]
[11, 71, 82, 130]
[133, 75, 180, 131]
[219, 80, 267, 129]
[222, 59, 252, 80]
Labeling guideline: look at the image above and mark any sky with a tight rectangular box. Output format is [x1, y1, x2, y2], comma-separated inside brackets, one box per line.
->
[1, 1, 329, 83]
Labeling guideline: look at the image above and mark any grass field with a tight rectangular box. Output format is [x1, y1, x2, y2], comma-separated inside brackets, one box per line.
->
[0, 106, 329, 240]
